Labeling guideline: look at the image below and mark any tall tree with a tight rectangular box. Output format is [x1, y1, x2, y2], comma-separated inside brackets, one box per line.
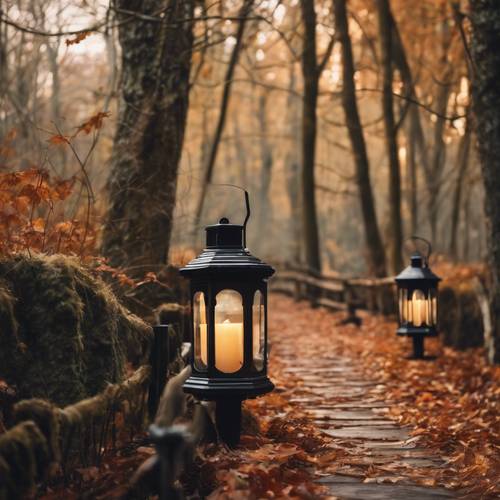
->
[193, 0, 254, 234]
[470, 0, 500, 364]
[333, 0, 387, 277]
[256, 89, 273, 246]
[299, 0, 334, 273]
[376, 0, 403, 274]
[101, 0, 195, 275]
[448, 121, 471, 260]
[284, 64, 302, 265]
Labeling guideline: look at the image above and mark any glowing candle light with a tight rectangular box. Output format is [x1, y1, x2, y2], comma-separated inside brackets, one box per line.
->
[215, 319, 244, 373]
[412, 290, 426, 327]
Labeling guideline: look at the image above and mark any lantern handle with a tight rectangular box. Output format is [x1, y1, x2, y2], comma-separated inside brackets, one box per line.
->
[407, 235, 432, 265]
[210, 183, 250, 247]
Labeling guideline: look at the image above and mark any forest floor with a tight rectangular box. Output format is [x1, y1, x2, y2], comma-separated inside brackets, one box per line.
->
[41, 294, 499, 499]
[199, 294, 500, 499]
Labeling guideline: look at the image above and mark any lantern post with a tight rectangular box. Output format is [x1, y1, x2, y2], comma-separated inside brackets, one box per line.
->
[395, 237, 441, 359]
[180, 191, 274, 446]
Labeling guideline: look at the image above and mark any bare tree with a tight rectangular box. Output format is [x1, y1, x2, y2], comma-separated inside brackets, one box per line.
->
[376, 0, 403, 274]
[193, 0, 254, 234]
[256, 89, 273, 244]
[470, 0, 500, 364]
[333, 0, 387, 277]
[299, 0, 334, 273]
[102, 0, 195, 275]
[449, 121, 471, 260]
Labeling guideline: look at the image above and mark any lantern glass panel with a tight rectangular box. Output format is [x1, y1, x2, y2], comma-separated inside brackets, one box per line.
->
[214, 290, 244, 373]
[411, 289, 426, 327]
[430, 288, 437, 325]
[193, 291, 207, 370]
[252, 290, 265, 371]
[398, 288, 409, 324]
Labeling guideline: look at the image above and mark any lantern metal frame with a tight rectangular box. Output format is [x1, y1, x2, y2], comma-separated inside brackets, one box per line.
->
[395, 237, 441, 359]
[180, 190, 274, 445]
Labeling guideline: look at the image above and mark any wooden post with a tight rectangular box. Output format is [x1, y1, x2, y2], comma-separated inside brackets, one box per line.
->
[148, 325, 170, 421]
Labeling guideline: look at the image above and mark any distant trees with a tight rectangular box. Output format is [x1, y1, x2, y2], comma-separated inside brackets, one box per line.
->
[470, 0, 500, 363]
[334, 0, 387, 277]
[101, 0, 195, 275]
[376, 0, 403, 274]
[299, 0, 333, 273]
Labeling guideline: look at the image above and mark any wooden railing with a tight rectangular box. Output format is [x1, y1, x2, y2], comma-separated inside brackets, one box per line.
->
[270, 264, 397, 316]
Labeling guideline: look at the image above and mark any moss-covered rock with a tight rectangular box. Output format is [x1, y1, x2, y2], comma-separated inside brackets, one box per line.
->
[439, 285, 484, 349]
[0, 254, 152, 406]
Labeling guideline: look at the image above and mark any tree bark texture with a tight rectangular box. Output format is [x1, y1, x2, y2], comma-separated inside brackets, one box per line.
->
[300, 0, 322, 273]
[101, 0, 195, 275]
[470, 0, 500, 363]
[377, 0, 403, 274]
[334, 0, 387, 277]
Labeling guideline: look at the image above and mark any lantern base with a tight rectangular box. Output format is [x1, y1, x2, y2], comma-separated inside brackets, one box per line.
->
[397, 326, 438, 337]
[183, 374, 274, 401]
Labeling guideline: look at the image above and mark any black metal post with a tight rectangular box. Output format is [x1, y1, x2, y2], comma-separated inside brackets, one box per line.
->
[215, 399, 242, 447]
[148, 325, 170, 420]
[412, 335, 424, 359]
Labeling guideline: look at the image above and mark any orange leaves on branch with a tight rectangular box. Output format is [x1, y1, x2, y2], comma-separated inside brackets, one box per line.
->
[48, 134, 70, 146]
[0, 167, 94, 257]
[47, 111, 110, 146]
[65, 31, 92, 46]
[74, 111, 111, 136]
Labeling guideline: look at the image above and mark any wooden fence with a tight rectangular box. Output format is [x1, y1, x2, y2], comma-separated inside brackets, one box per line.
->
[270, 265, 397, 316]
[0, 321, 190, 500]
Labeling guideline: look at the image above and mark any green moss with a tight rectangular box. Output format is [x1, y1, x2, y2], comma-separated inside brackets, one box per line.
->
[0, 254, 152, 406]
[0, 421, 49, 499]
[13, 399, 60, 463]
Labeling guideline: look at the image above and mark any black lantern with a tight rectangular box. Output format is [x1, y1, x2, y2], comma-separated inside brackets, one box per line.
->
[395, 237, 441, 359]
[180, 191, 274, 446]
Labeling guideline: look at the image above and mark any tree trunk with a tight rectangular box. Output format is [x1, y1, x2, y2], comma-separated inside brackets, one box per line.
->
[232, 113, 248, 188]
[284, 64, 302, 265]
[427, 71, 452, 244]
[334, 0, 387, 277]
[377, 0, 403, 274]
[256, 91, 273, 247]
[101, 0, 195, 276]
[299, 0, 322, 273]
[470, 0, 500, 364]
[449, 125, 471, 260]
[391, 15, 427, 236]
[193, 0, 254, 234]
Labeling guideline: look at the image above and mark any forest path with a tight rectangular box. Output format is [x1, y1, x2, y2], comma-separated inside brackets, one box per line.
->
[268, 294, 459, 500]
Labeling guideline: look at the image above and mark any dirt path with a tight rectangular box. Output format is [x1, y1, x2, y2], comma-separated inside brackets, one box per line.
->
[268, 294, 460, 500]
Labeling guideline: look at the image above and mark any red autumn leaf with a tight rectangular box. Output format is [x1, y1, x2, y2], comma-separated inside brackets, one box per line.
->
[48, 134, 70, 146]
[74, 111, 111, 136]
[65, 31, 92, 46]
[31, 218, 45, 233]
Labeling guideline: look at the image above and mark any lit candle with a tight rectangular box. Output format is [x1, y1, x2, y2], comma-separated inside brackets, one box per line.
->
[215, 319, 243, 373]
[200, 320, 244, 371]
[412, 290, 427, 327]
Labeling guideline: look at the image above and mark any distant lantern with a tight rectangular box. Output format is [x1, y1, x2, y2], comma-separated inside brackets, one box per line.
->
[180, 190, 274, 446]
[395, 237, 441, 359]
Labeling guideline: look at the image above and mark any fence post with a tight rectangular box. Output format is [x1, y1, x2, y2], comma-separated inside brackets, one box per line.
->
[148, 325, 170, 421]
[149, 424, 188, 500]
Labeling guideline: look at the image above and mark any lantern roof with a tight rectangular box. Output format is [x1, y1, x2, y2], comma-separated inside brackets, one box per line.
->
[395, 253, 441, 283]
[180, 218, 275, 278]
